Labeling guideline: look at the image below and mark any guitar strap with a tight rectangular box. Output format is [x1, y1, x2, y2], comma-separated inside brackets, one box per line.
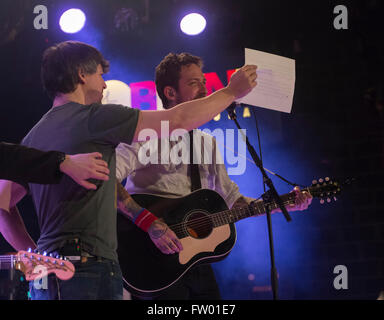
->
[189, 130, 202, 192]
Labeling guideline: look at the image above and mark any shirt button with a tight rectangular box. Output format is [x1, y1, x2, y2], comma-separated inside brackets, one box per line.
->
[110, 272, 114, 276]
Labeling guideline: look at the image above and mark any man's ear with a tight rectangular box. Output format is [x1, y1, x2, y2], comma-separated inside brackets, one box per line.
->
[164, 86, 177, 102]
[77, 68, 86, 84]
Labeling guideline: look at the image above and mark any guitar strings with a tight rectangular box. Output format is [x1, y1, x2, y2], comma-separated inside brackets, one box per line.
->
[169, 198, 294, 236]
[171, 197, 294, 230]
[167, 188, 312, 235]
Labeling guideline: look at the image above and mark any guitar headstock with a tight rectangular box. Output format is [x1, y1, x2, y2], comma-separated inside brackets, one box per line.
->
[308, 177, 342, 204]
[15, 250, 75, 281]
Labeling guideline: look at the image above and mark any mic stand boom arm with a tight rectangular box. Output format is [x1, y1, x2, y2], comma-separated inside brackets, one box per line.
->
[226, 103, 292, 222]
[226, 102, 292, 300]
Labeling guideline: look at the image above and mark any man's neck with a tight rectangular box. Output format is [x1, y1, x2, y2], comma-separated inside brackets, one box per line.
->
[53, 90, 86, 108]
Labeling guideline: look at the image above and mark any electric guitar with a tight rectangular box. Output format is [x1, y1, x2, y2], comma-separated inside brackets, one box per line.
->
[117, 177, 346, 297]
[0, 250, 75, 281]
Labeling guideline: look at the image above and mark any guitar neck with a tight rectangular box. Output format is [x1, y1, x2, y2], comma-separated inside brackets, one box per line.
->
[0, 255, 15, 270]
[211, 189, 305, 227]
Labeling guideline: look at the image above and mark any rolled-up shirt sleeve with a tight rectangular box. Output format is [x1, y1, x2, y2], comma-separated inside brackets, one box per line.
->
[115, 142, 141, 183]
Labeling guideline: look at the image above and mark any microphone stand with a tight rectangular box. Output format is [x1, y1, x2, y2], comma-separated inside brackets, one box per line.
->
[226, 102, 292, 300]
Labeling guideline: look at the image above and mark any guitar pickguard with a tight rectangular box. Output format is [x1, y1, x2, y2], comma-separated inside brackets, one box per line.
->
[179, 225, 231, 265]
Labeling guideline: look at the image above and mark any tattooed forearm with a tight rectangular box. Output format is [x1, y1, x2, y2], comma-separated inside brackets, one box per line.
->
[231, 196, 249, 209]
[116, 182, 143, 221]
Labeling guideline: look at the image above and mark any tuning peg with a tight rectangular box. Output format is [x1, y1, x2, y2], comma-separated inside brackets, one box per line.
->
[319, 178, 324, 183]
[327, 198, 331, 203]
[333, 196, 337, 201]
[320, 199, 325, 204]
[325, 177, 330, 182]
[312, 179, 317, 185]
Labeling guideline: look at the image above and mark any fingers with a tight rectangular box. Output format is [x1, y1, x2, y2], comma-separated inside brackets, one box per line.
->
[95, 159, 109, 169]
[89, 156, 110, 181]
[95, 164, 110, 176]
[155, 234, 183, 255]
[287, 187, 312, 211]
[294, 187, 312, 211]
[160, 233, 183, 254]
[91, 172, 110, 181]
[78, 180, 97, 190]
[242, 65, 258, 87]
[90, 152, 103, 159]
[242, 65, 257, 73]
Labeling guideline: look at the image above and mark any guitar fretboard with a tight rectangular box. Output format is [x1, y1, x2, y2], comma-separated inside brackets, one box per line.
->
[211, 192, 297, 227]
[169, 191, 300, 239]
[0, 255, 15, 270]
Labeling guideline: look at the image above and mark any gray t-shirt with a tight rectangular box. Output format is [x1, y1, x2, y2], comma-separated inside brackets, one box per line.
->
[22, 102, 140, 261]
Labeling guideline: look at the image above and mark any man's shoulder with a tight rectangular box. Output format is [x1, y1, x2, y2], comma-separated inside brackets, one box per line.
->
[88, 102, 136, 112]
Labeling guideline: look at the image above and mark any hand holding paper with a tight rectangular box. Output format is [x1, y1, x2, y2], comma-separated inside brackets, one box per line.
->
[227, 64, 258, 100]
[238, 48, 296, 113]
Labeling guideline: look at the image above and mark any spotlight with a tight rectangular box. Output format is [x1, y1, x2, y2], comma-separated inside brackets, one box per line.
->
[59, 9, 86, 34]
[180, 13, 206, 36]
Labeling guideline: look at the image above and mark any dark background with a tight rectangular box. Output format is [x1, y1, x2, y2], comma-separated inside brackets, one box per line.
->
[0, 0, 383, 300]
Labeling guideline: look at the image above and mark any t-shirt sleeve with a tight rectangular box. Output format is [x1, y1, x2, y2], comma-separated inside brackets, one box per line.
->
[88, 104, 140, 146]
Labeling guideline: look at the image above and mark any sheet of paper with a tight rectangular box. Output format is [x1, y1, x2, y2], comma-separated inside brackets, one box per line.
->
[237, 48, 295, 113]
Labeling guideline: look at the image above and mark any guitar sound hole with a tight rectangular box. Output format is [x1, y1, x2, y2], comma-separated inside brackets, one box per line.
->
[185, 211, 213, 239]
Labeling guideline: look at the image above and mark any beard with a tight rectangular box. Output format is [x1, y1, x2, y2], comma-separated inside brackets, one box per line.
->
[194, 91, 207, 100]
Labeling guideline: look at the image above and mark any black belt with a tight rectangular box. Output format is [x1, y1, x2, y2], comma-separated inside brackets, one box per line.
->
[52, 238, 102, 263]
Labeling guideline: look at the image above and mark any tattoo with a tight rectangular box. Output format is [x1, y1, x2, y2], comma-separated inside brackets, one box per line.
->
[116, 182, 143, 221]
[148, 220, 168, 239]
[231, 196, 249, 209]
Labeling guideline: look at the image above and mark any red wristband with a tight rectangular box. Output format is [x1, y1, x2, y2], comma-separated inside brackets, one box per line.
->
[134, 209, 158, 232]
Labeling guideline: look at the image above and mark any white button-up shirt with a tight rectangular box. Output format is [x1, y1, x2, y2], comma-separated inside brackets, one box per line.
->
[116, 130, 242, 208]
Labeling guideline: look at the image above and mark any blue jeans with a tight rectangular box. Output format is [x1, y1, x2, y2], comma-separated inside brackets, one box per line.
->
[29, 258, 123, 300]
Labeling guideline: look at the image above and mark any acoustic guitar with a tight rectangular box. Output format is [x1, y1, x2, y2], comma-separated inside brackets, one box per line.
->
[117, 177, 344, 297]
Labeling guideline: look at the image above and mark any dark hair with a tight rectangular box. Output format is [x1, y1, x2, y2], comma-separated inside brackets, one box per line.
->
[155, 52, 203, 108]
[41, 41, 109, 99]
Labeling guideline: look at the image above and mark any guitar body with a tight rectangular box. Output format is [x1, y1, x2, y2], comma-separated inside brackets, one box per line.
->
[116, 189, 236, 297]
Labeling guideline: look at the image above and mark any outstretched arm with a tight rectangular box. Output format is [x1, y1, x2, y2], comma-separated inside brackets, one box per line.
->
[0, 142, 110, 189]
[116, 182, 183, 254]
[133, 65, 257, 141]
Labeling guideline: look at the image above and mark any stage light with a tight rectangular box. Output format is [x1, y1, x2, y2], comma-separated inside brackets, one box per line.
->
[180, 13, 206, 36]
[59, 9, 86, 33]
